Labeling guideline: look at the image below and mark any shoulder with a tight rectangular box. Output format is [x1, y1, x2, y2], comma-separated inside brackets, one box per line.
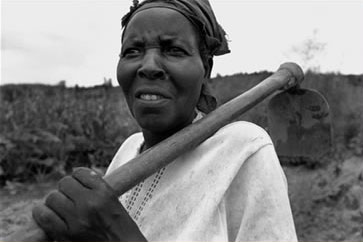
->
[113, 132, 144, 158]
[116, 132, 144, 158]
[106, 132, 144, 175]
[211, 121, 272, 148]
[191, 121, 274, 169]
[120, 132, 144, 150]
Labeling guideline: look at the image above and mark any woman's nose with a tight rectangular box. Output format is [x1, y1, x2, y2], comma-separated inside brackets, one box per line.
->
[137, 50, 166, 80]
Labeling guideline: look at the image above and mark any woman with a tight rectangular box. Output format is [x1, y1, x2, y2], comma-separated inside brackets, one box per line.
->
[33, 0, 298, 241]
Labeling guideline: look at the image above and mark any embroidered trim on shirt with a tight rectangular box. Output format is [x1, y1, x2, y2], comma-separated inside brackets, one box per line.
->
[124, 110, 203, 222]
[134, 167, 166, 222]
[126, 181, 144, 211]
[125, 167, 166, 223]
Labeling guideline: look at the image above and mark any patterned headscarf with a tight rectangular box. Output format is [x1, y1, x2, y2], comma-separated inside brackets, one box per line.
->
[121, 0, 230, 113]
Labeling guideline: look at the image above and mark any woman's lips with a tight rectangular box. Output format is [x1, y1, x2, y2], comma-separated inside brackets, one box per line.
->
[135, 87, 172, 104]
[139, 94, 165, 101]
[135, 92, 171, 106]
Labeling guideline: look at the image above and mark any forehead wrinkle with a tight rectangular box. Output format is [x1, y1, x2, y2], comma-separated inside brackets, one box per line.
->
[122, 8, 200, 41]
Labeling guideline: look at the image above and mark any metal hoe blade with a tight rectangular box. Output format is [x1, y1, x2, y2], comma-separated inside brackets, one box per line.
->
[267, 88, 332, 159]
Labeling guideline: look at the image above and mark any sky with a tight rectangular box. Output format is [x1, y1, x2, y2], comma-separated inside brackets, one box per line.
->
[1, 0, 363, 87]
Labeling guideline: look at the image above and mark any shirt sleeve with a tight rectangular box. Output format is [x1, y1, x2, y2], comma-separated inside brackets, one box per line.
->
[225, 143, 298, 242]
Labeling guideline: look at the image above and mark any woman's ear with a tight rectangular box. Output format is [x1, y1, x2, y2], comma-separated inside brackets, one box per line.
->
[197, 83, 217, 114]
[204, 57, 213, 78]
[197, 56, 217, 114]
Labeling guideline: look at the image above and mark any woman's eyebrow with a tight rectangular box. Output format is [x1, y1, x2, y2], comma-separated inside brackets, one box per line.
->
[123, 37, 144, 46]
[121, 39, 145, 52]
[159, 36, 194, 49]
[159, 36, 182, 43]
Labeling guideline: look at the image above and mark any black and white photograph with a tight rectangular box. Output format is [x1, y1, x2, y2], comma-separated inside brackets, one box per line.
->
[1, 0, 362, 241]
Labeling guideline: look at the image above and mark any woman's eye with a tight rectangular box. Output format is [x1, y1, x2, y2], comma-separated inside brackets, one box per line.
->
[121, 48, 141, 58]
[164, 46, 187, 56]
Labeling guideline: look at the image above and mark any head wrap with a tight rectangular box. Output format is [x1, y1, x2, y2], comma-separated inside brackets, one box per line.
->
[122, 0, 230, 56]
[121, 0, 230, 113]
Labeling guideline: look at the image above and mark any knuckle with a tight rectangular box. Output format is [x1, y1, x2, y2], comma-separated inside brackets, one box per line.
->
[103, 185, 118, 199]
[58, 176, 74, 191]
[72, 167, 90, 177]
[86, 198, 100, 210]
[32, 205, 44, 219]
[45, 191, 60, 206]
[68, 219, 90, 238]
[33, 205, 51, 225]
[85, 194, 109, 213]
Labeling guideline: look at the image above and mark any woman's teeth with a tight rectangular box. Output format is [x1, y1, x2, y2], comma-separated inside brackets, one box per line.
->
[140, 94, 163, 101]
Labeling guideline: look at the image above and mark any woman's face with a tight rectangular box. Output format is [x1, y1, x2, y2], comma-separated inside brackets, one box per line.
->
[117, 8, 207, 134]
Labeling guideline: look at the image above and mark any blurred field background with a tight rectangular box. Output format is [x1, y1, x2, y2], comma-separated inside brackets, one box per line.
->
[0, 72, 362, 241]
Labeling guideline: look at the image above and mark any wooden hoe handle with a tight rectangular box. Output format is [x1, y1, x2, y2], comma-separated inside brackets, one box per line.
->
[5, 62, 304, 242]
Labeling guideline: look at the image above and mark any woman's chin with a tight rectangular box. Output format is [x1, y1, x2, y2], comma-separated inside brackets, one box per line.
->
[134, 109, 195, 136]
[137, 117, 173, 133]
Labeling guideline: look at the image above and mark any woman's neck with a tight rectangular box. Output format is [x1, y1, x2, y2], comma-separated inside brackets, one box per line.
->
[140, 111, 198, 152]
[141, 129, 175, 152]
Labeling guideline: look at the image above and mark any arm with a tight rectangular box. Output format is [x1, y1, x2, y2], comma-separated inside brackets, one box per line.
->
[32, 168, 147, 242]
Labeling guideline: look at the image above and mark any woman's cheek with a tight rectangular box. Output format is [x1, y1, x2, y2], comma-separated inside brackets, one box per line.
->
[116, 61, 137, 117]
[171, 59, 204, 86]
[117, 59, 137, 84]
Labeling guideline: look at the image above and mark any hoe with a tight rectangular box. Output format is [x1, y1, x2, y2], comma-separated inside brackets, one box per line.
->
[5, 62, 332, 242]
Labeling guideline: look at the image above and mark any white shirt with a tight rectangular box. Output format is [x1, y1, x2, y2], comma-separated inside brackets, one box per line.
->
[106, 121, 298, 242]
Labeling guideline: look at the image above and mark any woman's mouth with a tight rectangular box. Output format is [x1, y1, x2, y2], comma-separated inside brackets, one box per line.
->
[136, 92, 171, 107]
[134, 88, 172, 106]
[139, 94, 165, 101]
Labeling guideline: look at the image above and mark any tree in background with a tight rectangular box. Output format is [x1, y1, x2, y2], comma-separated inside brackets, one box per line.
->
[289, 29, 326, 72]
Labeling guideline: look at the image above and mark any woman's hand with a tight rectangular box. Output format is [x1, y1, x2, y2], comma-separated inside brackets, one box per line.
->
[32, 167, 147, 242]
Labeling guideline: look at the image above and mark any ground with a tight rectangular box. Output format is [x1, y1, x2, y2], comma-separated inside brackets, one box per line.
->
[284, 156, 363, 241]
[1, 156, 362, 241]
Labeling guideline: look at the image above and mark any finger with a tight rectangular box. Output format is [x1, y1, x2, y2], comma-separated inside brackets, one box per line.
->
[72, 167, 110, 191]
[32, 204, 68, 242]
[45, 191, 75, 227]
[58, 175, 88, 201]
